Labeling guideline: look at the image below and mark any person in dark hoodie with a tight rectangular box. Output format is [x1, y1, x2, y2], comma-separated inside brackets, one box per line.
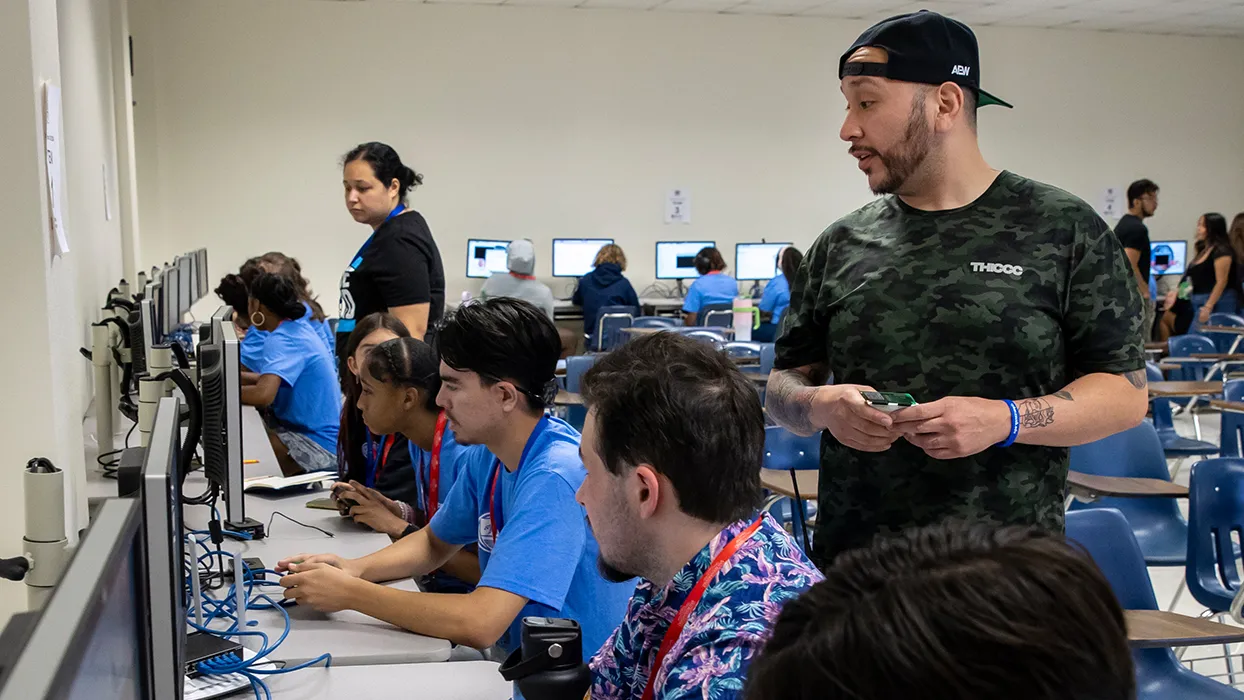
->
[573, 244, 641, 339]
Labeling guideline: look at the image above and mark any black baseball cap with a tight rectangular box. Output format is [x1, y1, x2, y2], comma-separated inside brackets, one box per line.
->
[839, 10, 1012, 109]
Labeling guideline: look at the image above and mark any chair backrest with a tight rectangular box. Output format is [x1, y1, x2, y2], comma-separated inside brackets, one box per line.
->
[1210, 313, 1244, 328]
[1066, 509, 1160, 610]
[1069, 422, 1188, 534]
[593, 306, 637, 352]
[762, 426, 821, 472]
[700, 302, 734, 328]
[1169, 334, 1218, 381]
[564, 354, 598, 393]
[681, 330, 726, 349]
[1187, 457, 1244, 612]
[632, 316, 677, 330]
[1146, 362, 1179, 432]
[759, 343, 776, 375]
[594, 305, 638, 328]
[1222, 380, 1244, 457]
[723, 341, 761, 359]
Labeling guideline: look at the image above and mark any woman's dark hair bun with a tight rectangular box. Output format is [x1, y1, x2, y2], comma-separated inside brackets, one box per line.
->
[250, 272, 306, 321]
[342, 142, 423, 203]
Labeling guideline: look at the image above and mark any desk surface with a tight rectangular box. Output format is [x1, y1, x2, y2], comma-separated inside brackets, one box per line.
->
[1148, 381, 1222, 397]
[1212, 400, 1244, 413]
[1191, 353, 1244, 361]
[1126, 610, 1244, 648]
[554, 391, 584, 406]
[1200, 326, 1244, 334]
[618, 326, 737, 337]
[264, 661, 509, 699]
[760, 468, 818, 501]
[1066, 471, 1188, 499]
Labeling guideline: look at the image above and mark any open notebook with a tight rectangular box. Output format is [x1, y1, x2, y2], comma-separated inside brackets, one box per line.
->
[242, 471, 337, 493]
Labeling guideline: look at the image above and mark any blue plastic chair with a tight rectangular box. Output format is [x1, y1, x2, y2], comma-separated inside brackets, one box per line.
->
[1187, 458, 1244, 613]
[1068, 509, 1244, 700]
[699, 302, 734, 328]
[761, 426, 820, 554]
[589, 305, 637, 352]
[632, 316, 678, 330]
[759, 343, 775, 375]
[680, 329, 727, 349]
[1221, 381, 1244, 458]
[1209, 314, 1244, 354]
[1069, 421, 1188, 567]
[562, 355, 598, 430]
[1149, 363, 1219, 459]
[1168, 335, 1221, 400]
[723, 341, 761, 361]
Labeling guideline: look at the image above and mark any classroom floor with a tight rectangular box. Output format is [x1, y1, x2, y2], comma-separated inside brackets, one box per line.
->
[78, 402, 1244, 688]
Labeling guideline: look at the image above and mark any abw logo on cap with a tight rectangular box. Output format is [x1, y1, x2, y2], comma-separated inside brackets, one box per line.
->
[951, 64, 971, 76]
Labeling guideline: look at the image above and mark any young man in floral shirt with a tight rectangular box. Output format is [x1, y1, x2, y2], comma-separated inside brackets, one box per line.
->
[577, 333, 822, 699]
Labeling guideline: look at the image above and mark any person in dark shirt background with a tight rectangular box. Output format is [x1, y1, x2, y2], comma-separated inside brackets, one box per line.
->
[1114, 179, 1158, 341]
[573, 244, 640, 343]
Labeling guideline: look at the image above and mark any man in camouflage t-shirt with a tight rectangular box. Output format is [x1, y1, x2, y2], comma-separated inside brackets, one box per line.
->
[767, 11, 1148, 566]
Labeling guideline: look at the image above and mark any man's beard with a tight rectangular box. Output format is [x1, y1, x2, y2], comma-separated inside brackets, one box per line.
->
[597, 555, 640, 584]
[869, 92, 934, 196]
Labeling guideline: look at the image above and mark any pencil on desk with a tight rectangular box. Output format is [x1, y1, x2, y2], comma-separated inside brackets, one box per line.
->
[244, 459, 259, 464]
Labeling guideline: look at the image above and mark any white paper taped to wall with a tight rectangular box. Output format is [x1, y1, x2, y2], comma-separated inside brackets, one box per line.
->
[44, 83, 69, 255]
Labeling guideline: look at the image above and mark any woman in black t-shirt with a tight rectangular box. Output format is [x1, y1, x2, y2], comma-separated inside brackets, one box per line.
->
[336, 142, 446, 378]
[1184, 212, 1241, 332]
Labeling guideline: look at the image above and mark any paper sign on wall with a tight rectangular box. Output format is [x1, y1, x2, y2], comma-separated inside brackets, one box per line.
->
[665, 189, 690, 224]
[1099, 186, 1122, 220]
[44, 83, 69, 255]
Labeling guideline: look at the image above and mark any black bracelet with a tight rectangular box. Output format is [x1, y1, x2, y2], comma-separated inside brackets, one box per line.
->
[399, 523, 419, 540]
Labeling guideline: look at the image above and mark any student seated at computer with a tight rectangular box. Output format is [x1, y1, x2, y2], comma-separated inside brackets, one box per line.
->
[334, 312, 417, 518]
[480, 239, 556, 321]
[743, 522, 1134, 700]
[256, 251, 335, 354]
[276, 297, 632, 660]
[753, 246, 802, 342]
[334, 336, 483, 592]
[573, 243, 640, 338]
[580, 333, 822, 699]
[240, 273, 342, 476]
[214, 271, 263, 371]
[682, 246, 739, 326]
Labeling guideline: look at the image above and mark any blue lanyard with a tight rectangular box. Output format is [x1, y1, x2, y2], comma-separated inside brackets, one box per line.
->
[409, 440, 429, 516]
[488, 416, 550, 538]
[363, 429, 393, 489]
[350, 204, 406, 267]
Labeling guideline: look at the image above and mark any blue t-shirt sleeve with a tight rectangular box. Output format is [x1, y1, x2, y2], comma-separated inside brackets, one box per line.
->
[428, 453, 484, 546]
[261, 330, 308, 388]
[477, 471, 585, 610]
[758, 280, 780, 313]
[683, 282, 703, 313]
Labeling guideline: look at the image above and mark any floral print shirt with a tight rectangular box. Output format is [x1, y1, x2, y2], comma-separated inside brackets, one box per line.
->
[589, 513, 823, 699]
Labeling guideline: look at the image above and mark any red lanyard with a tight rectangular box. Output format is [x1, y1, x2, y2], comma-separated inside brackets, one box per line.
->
[364, 433, 395, 489]
[488, 460, 504, 542]
[641, 516, 765, 700]
[425, 412, 448, 522]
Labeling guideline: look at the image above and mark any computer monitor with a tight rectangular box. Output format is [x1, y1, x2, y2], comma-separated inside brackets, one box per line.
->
[1151, 240, 1188, 276]
[552, 238, 613, 278]
[466, 239, 510, 279]
[162, 266, 180, 332]
[176, 256, 192, 318]
[735, 242, 792, 282]
[0, 498, 146, 700]
[147, 280, 165, 344]
[200, 307, 247, 527]
[141, 396, 187, 700]
[195, 249, 209, 302]
[656, 241, 715, 280]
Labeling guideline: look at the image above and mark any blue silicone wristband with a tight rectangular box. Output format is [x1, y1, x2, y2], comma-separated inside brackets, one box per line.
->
[997, 399, 1020, 447]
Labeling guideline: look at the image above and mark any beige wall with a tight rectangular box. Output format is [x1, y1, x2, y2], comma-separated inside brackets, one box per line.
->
[131, 0, 1244, 307]
[0, 0, 131, 625]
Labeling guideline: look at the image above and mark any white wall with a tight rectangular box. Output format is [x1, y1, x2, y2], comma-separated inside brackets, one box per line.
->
[131, 0, 1244, 307]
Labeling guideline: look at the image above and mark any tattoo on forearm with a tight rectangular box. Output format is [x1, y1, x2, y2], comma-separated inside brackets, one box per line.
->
[1053, 390, 1074, 401]
[1018, 398, 1055, 429]
[766, 369, 820, 436]
[1122, 369, 1148, 390]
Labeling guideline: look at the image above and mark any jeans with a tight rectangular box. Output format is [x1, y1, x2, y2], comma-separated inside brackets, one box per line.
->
[1190, 290, 1239, 333]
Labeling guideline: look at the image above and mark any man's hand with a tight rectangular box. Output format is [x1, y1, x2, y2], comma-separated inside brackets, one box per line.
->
[891, 397, 1011, 460]
[274, 552, 361, 578]
[810, 385, 901, 452]
[279, 561, 365, 613]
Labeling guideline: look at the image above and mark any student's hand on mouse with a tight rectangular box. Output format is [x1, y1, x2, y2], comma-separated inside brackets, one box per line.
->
[274, 553, 359, 578]
[341, 484, 408, 538]
[279, 562, 362, 613]
[347, 480, 403, 520]
[809, 384, 901, 452]
[329, 482, 354, 502]
[891, 396, 1012, 460]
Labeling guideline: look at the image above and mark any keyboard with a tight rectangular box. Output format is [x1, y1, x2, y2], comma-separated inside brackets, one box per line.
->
[185, 648, 275, 700]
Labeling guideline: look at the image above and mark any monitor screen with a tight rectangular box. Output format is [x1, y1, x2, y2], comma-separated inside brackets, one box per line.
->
[0, 499, 145, 700]
[466, 239, 510, 279]
[141, 397, 186, 700]
[162, 267, 179, 332]
[177, 257, 192, 318]
[552, 239, 613, 278]
[1151, 240, 1188, 276]
[656, 241, 715, 280]
[735, 243, 792, 281]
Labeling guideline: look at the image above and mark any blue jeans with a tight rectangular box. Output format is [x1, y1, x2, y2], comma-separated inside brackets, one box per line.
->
[1190, 290, 1239, 333]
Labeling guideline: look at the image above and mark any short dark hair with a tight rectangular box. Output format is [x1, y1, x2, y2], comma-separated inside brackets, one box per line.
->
[964, 87, 978, 129]
[367, 337, 442, 412]
[1127, 179, 1159, 208]
[249, 272, 306, 321]
[779, 246, 803, 286]
[435, 297, 561, 413]
[693, 247, 727, 275]
[580, 332, 763, 523]
[342, 142, 423, 205]
[745, 522, 1135, 700]
[214, 273, 249, 316]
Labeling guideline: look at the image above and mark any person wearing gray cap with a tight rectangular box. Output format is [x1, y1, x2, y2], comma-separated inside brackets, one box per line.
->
[480, 239, 556, 322]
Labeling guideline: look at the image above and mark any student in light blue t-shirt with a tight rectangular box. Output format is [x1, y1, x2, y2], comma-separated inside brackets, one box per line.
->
[274, 298, 633, 671]
[240, 273, 341, 476]
[754, 246, 802, 343]
[215, 271, 268, 372]
[683, 246, 739, 326]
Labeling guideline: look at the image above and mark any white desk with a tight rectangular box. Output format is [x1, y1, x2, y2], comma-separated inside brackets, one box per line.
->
[264, 661, 510, 699]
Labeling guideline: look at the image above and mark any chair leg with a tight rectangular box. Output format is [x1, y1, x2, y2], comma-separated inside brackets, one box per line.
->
[1167, 578, 1188, 613]
[1224, 614, 1240, 686]
[1194, 412, 1204, 441]
[1170, 458, 1187, 482]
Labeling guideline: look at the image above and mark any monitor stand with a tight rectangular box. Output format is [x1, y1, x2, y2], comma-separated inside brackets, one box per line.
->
[675, 279, 686, 298]
[748, 280, 762, 299]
